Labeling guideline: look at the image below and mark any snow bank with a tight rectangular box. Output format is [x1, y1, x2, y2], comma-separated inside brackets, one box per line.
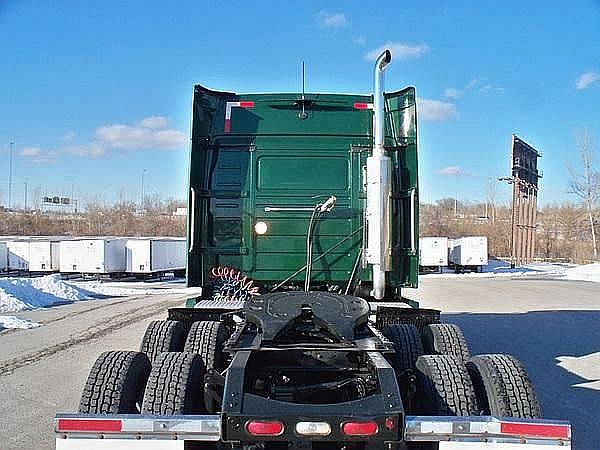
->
[421, 259, 575, 280]
[72, 280, 199, 297]
[420, 259, 600, 283]
[0, 315, 41, 330]
[0, 275, 94, 313]
[563, 263, 600, 283]
[0, 274, 202, 314]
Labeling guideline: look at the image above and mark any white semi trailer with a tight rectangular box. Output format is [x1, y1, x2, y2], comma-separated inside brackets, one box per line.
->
[60, 238, 127, 274]
[419, 237, 449, 272]
[0, 241, 7, 272]
[126, 238, 186, 275]
[449, 236, 489, 272]
[29, 238, 62, 272]
[6, 239, 30, 271]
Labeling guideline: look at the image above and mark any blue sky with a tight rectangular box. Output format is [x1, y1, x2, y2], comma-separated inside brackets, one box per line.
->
[1, 1, 599, 208]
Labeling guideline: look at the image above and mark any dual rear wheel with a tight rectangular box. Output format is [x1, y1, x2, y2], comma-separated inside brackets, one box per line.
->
[383, 323, 540, 418]
[80, 319, 540, 420]
[79, 319, 227, 415]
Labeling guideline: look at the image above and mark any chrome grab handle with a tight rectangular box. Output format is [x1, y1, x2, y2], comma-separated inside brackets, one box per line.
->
[410, 188, 416, 252]
[189, 187, 196, 252]
[264, 207, 315, 212]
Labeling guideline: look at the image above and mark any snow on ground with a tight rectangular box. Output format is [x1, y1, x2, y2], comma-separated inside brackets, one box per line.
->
[0, 315, 41, 330]
[0, 274, 202, 314]
[71, 279, 201, 297]
[421, 259, 584, 280]
[0, 275, 95, 313]
[556, 352, 600, 390]
[563, 263, 600, 283]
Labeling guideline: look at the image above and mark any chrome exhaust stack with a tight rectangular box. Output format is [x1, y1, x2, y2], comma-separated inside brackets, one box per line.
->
[366, 50, 392, 299]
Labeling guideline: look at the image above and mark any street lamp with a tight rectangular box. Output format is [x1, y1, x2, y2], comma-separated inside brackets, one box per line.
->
[141, 168, 148, 211]
[8, 140, 14, 209]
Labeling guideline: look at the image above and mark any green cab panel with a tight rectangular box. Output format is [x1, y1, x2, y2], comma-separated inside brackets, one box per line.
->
[187, 85, 418, 292]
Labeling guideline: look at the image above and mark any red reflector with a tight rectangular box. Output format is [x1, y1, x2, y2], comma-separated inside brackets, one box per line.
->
[57, 419, 122, 433]
[342, 421, 378, 436]
[246, 420, 284, 436]
[385, 417, 395, 431]
[239, 101, 255, 108]
[224, 119, 231, 133]
[353, 102, 369, 110]
[501, 422, 569, 439]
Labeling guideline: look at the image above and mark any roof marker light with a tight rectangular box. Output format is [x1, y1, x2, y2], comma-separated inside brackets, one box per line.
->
[354, 102, 373, 110]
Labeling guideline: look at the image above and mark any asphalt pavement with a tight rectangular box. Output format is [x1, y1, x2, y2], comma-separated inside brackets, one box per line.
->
[0, 277, 598, 449]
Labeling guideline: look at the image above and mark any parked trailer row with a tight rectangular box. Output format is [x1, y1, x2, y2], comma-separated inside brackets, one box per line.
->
[0, 242, 6, 272]
[419, 236, 488, 272]
[0, 237, 186, 275]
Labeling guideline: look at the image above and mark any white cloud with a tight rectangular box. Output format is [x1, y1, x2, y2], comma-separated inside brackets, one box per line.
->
[62, 130, 75, 142]
[31, 152, 59, 165]
[64, 116, 187, 158]
[354, 36, 366, 46]
[575, 71, 600, 90]
[19, 146, 58, 164]
[443, 88, 461, 99]
[95, 124, 186, 150]
[63, 143, 108, 158]
[417, 98, 458, 122]
[19, 146, 42, 157]
[317, 11, 347, 29]
[444, 79, 504, 99]
[479, 84, 505, 95]
[365, 41, 430, 61]
[439, 166, 469, 176]
[138, 116, 169, 129]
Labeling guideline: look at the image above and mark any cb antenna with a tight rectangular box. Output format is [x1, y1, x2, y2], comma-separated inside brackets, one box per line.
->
[299, 60, 308, 119]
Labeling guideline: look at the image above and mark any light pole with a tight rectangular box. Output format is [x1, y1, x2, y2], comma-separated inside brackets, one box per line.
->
[499, 176, 516, 267]
[140, 168, 148, 211]
[8, 140, 14, 209]
[24, 178, 28, 210]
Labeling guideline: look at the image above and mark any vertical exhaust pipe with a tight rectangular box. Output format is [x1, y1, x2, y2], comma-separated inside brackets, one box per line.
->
[373, 50, 391, 156]
[366, 50, 392, 299]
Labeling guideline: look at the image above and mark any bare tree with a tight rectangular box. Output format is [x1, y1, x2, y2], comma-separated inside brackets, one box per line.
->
[486, 177, 498, 222]
[568, 129, 599, 260]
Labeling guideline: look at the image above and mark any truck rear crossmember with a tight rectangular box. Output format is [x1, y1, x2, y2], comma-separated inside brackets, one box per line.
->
[55, 414, 571, 446]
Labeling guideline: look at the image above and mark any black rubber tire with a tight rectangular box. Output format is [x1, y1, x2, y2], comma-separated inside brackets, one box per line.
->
[415, 354, 478, 416]
[422, 323, 470, 360]
[139, 320, 186, 362]
[141, 352, 207, 415]
[184, 320, 227, 371]
[79, 351, 151, 414]
[467, 354, 541, 418]
[383, 324, 424, 371]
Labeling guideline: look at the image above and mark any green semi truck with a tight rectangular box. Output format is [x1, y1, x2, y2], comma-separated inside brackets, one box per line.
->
[55, 50, 570, 449]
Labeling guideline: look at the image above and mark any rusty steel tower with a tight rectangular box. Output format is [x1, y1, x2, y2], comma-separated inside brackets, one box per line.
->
[502, 135, 542, 266]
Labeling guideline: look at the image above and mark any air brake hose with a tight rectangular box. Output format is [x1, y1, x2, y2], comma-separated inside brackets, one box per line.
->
[304, 204, 322, 292]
